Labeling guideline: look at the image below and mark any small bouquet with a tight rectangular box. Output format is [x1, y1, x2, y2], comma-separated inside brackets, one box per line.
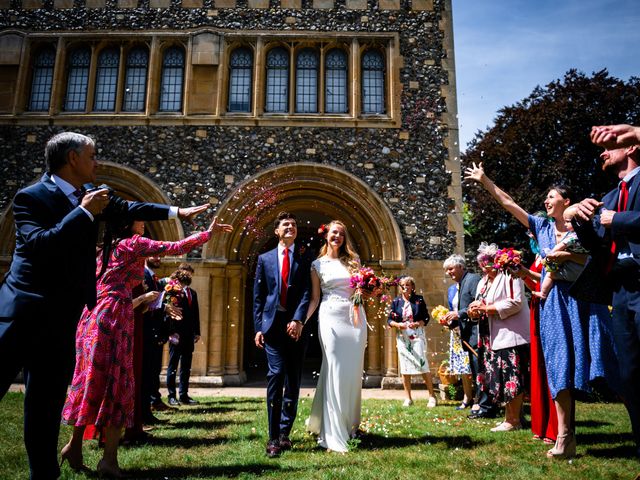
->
[430, 305, 450, 326]
[492, 247, 522, 273]
[163, 279, 183, 345]
[349, 266, 397, 325]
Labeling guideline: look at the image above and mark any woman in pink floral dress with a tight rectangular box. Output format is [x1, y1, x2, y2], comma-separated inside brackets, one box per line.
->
[467, 242, 531, 433]
[61, 215, 231, 477]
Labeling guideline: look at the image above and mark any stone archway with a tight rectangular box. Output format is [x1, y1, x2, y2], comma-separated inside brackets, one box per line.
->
[201, 163, 406, 386]
[0, 161, 183, 272]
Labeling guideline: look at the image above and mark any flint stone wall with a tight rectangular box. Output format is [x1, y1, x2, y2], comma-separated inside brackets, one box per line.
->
[0, 0, 457, 260]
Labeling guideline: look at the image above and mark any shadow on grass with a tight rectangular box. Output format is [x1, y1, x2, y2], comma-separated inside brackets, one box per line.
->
[574, 419, 613, 428]
[126, 462, 295, 478]
[584, 444, 638, 459]
[200, 398, 264, 406]
[129, 435, 232, 449]
[359, 433, 486, 450]
[166, 418, 251, 430]
[577, 431, 634, 445]
[180, 403, 262, 414]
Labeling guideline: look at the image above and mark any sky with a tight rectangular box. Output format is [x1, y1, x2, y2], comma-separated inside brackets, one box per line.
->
[451, 0, 640, 152]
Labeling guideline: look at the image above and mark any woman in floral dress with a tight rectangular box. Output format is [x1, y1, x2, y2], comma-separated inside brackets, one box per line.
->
[387, 276, 437, 407]
[61, 215, 231, 477]
[468, 242, 530, 432]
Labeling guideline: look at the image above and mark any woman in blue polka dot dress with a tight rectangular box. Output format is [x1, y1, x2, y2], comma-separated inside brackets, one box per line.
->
[465, 163, 618, 460]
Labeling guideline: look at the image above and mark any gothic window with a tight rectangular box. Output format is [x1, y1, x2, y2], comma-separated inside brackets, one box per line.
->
[94, 47, 120, 111]
[28, 47, 56, 112]
[295, 48, 318, 114]
[228, 47, 253, 113]
[64, 48, 91, 112]
[122, 47, 148, 112]
[324, 49, 348, 114]
[159, 46, 184, 112]
[265, 47, 289, 113]
[362, 49, 385, 114]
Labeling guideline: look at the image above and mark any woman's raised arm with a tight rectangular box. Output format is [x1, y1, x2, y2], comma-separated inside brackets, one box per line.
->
[464, 162, 530, 228]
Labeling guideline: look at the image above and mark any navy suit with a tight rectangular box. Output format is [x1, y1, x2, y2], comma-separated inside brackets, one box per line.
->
[387, 293, 429, 326]
[253, 245, 311, 441]
[141, 267, 167, 417]
[167, 286, 200, 400]
[573, 173, 640, 449]
[0, 174, 170, 479]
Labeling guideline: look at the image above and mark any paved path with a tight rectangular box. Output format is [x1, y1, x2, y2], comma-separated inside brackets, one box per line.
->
[9, 384, 439, 402]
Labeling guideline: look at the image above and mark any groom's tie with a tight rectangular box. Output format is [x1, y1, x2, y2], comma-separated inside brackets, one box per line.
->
[280, 248, 290, 308]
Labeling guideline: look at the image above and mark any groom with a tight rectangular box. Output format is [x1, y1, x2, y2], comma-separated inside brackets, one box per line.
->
[253, 211, 311, 458]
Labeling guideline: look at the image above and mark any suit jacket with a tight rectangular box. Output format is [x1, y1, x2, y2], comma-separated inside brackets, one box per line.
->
[387, 293, 429, 326]
[573, 175, 640, 303]
[172, 287, 200, 352]
[253, 244, 311, 336]
[0, 173, 171, 321]
[143, 267, 169, 344]
[479, 272, 530, 350]
[450, 271, 481, 345]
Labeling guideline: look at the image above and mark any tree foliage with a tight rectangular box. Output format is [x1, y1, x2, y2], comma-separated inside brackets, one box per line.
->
[462, 69, 640, 257]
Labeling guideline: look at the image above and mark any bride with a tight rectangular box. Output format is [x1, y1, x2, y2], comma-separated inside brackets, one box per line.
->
[304, 220, 367, 452]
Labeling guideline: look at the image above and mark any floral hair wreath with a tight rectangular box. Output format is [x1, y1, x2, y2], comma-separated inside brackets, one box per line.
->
[318, 223, 329, 237]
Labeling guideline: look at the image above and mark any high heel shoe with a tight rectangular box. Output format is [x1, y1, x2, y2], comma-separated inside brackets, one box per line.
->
[546, 431, 576, 459]
[97, 459, 124, 478]
[59, 444, 86, 471]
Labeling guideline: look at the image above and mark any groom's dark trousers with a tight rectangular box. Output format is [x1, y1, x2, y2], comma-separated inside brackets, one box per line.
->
[254, 245, 311, 441]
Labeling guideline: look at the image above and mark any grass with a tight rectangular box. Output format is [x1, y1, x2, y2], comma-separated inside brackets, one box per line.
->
[0, 392, 638, 479]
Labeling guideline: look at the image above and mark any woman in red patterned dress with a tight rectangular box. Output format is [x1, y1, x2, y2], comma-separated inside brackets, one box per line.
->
[60, 215, 231, 477]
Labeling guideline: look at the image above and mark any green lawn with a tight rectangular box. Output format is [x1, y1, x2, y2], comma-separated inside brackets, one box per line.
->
[0, 392, 637, 479]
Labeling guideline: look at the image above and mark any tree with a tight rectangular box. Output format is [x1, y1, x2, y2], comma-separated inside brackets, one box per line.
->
[462, 69, 640, 258]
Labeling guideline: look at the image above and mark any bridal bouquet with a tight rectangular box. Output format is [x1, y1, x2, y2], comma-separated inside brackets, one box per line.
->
[349, 267, 397, 305]
[492, 247, 522, 273]
[163, 279, 183, 345]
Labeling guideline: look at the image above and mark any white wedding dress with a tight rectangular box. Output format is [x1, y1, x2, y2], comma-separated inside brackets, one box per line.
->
[307, 257, 367, 452]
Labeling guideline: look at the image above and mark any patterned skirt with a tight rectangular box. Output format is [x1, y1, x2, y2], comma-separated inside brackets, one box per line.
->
[448, 328, 471, 375]
[477, 335, 528, 405]
[396, 327, 430, 374]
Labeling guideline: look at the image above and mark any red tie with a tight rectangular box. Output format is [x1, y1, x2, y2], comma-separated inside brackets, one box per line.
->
[280, 248, 290, 307]
[607, 181, 629, 271]
[185, 288, 192, 307]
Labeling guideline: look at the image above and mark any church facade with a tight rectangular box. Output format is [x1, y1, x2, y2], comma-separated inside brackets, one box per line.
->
[0, 0, 463, 386]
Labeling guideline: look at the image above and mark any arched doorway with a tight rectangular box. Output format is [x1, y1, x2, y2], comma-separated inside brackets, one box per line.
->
[203, 163, 406, 386]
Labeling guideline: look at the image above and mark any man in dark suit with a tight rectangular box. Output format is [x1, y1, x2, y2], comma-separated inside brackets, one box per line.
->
[442, 254, 494, 418]
[141, 255, 171, 423]
[253, 211, 311, 458]
[0, 132, 208, 479]
[166, 264, 201, 406]
[569, 127, 640, 457]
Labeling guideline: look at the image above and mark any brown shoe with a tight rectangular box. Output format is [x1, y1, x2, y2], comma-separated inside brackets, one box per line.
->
[265, 439, 281, 458]
[278, 435, 292, 450]
[151, 400, 170, 412]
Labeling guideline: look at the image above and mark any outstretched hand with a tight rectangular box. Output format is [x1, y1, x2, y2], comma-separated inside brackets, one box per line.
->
[570, 198, 603, 223]
[591, 124, 640, 150]
[207, 216, 233, 234]
[178, 204, 210, 227]
[464, 162, 486, 183]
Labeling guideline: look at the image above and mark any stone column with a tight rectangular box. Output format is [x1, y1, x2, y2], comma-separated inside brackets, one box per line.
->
[206, 264, 227, 377]
[224, 263, 246, 385]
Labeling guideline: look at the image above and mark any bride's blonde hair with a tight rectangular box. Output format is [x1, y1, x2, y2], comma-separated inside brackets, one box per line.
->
[318, 220, 360, 273]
